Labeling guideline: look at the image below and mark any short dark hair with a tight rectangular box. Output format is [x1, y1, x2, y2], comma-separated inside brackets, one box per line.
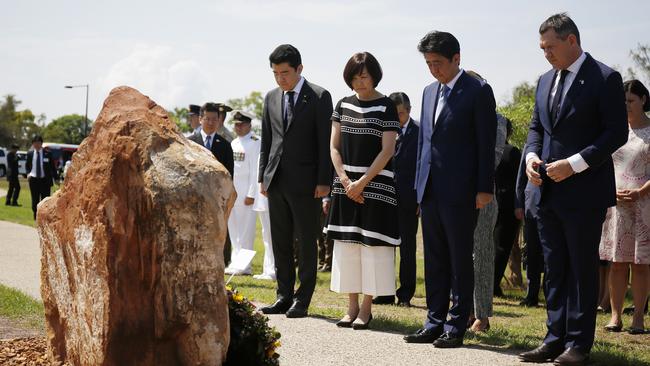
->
[417, 31, 460, 61]
[389, 92, 411, 109]
[624, 79, 650, 112]
[200, 102, 222, 116]
[343, 52, 383, 89]
[505, 118, 513, 138]
[32, 135, 43, 143]
[269, 44, 302, 69]
[539, 13, 581, 46]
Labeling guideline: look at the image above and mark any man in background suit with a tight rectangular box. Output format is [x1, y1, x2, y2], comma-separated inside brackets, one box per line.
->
[188, 102, 235, 265]
[374, 92, 419, 307]
[258, 44, 333, 318]
[518, 14, 627, 365]
[404, 31, 497, 348]
[26, 135, 58, 219]
[514, 144, 544, 308]
[5, 144, 21, 206]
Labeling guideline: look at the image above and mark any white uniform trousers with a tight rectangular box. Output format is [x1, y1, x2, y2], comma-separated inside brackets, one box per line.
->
[258, 210, 275, 277]
[228, 205, 257, 272]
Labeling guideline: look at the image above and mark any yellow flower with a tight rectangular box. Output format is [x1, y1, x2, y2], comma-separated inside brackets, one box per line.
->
[233, 294, 244, 303]
[274, 340, 281, 348]
[225, 285, 233, 292]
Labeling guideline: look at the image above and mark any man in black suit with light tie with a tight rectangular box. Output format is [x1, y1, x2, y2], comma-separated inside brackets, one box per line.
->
[518, 14, 628, 366]
[26, 135, 59, 219]
[404, 31, 497, 348]
[259, 44, 333, 318]
[373, 92, 419, 307]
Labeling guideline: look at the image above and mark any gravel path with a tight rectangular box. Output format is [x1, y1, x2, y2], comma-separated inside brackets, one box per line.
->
[0, 220, 548, 365]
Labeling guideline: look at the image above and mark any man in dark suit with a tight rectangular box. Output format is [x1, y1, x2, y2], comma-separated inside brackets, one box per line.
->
[188, 102, 235, 266]
[258, 44, 333, 318]
[5, 144, 21, 206]
[518, 14, 628, 365]
[404, 31, 497, 348]
[374, 92, 419, 307]
[26, 135, 58, 219]
[514, 144, 544, 307]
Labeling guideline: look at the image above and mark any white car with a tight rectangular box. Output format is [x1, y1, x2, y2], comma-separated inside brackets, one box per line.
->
[0, 147, 6, 177]
[17, 151, 28, 177]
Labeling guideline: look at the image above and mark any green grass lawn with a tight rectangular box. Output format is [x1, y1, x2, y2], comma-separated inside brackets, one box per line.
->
[0, 182, 647, 364]
[229, 220, 650, 366]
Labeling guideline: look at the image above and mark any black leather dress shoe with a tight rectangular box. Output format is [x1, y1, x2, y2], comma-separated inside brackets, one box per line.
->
[372, 296, 395, 305]
[519, 298, 539, 307]
[403, 327, 443, 343]
[285, 302, 308, 318]
[396, 300, 411, 307]
[260, 300, 291, 315]
[432, 332, 463, 348]
[518, 343, 564, 363]
[553, 347, 589, 366]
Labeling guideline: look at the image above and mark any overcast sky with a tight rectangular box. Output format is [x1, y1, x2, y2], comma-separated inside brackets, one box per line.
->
[1, 0, 648, 124]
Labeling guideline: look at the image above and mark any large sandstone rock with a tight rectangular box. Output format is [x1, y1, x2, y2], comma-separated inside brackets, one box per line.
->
[37, 86, 235, 365]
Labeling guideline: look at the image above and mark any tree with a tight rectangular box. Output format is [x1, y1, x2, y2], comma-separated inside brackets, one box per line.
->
[497, 81, 536, 149]
[630, 43, 650, 83]
[0, 95, 43, 149]
[168, 107, 191, 133]
[226, 91, 264, 134]
[42, 114, 92, 144]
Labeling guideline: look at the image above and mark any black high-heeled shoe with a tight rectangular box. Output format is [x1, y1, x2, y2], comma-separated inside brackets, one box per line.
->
[604, 322, 623, 332]
[352, 314, 373, 330]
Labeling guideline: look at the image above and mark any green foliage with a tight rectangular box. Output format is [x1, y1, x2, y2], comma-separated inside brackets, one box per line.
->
[168, 107, 191, 133]
[498, 81, 536, 149]
[42, 114, 91, 144]
[629, 43, 650, 84]
[0, 95, 44, 149]
[224, 285, 281, 366]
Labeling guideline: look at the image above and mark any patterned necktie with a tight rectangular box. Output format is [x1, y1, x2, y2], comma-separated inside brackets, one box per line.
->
[550, 69, 569, 123]
[205, 135, 212, 150]
[434, 85, 451, 125]
[284, 91, 295, 131]
[36, 150, 42, 178]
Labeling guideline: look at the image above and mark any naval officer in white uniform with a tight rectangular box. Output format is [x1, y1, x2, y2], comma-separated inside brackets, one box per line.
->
[226, 110, 261, 275]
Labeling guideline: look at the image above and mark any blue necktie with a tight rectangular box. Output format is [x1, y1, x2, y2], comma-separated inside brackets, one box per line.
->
[205, 135, 212, 150]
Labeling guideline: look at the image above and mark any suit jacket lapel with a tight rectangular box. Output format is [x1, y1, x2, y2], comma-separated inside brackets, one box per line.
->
[286, 80, 311, 133]
[554, 55, 591, 127]
[538, 71, 554, 133]
[273, 88, 285, 136]
[432, 73, 466, 136]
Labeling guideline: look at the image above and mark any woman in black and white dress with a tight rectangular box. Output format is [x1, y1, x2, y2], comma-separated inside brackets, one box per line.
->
[327, 52, 400, 329]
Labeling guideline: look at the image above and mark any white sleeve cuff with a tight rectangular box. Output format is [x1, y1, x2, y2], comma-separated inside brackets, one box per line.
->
[525, 152, 540, 164]
[567, 153, 589, 173]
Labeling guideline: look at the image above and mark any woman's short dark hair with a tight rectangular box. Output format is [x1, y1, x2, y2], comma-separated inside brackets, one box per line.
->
[389, 92, 411, 109]
[343, 52, 383, 90]
[269, 44, 302, 69]
[624, 79, 650, 112]
[417, 31, 460, 61]
[539, 13, 581, 46]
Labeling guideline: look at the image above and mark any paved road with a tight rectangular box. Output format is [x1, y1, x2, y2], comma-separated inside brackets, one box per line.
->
[0, 220, 544, 365]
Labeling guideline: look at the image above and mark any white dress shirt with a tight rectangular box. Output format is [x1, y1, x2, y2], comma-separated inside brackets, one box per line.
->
[526, 52, 589, 173]
[435, 69, 464, 124]
[283, 76, 305, 117]
[28, 149, 44, 178]
[200, 129, 216, 149]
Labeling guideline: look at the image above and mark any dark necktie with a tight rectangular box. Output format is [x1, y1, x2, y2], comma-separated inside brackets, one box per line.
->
[205, 135, 212, 150]
[550, 69, 569, 122]
[36, 151, 42, 178]
[284, 91, 295, 131]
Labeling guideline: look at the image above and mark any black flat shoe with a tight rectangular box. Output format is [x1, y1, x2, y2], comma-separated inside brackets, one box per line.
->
[520, 299, 539, 307]
[351, 314, 372, 330]
[335, 314, 357, 328]
[604, 322, 623, 332]
[627, 327, 647, 335]
[403, 327, 443, 343]
[518, 343, 564, 363]
[432, 332, 463, 348]
[260, 299, 292, 315]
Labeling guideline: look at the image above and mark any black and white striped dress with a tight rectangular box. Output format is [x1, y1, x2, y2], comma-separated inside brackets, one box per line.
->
[326, 95, 401, 247]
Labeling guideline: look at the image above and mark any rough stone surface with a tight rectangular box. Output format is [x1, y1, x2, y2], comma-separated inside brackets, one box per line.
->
[37, 86, 235, 366]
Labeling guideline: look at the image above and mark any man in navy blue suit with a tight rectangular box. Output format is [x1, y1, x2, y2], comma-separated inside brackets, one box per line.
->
[403, 31, 497, 348]
[373, 92, 419, 307]
[518, 14, 628, 366]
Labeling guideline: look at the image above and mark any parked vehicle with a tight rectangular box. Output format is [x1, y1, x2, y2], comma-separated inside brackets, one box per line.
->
[0, 147, 6, 177]
[42, 143, 79, 173]
[17, 151, 28, 177]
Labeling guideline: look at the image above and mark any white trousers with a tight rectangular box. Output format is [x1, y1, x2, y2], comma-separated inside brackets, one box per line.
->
[258, 210, 275, 277]
[228, 205, 257, 272]
[330, 240, 396, 296]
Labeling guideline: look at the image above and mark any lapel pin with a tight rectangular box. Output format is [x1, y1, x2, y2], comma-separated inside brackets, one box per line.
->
[579, 80, 584, 85]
